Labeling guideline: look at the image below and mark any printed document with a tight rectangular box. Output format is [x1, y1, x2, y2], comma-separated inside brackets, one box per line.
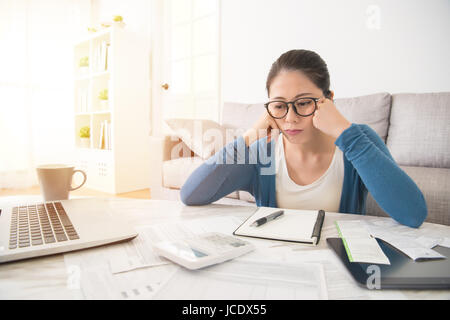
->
[152, 259, 328, 300]
[107, 216, 244, 274]
[362, 220, 446, 260]
[335, 220, 390, 265]
[64, 244, 178, 299]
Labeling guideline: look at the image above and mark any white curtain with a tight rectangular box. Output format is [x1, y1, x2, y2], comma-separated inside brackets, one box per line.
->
[0, 0, 90, 188]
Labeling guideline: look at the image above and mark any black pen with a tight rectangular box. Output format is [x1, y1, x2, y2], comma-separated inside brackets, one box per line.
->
[250, 210, 284, 227]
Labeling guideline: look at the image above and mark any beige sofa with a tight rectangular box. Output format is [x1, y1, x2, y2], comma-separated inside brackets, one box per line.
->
[154, 92, 450, 226]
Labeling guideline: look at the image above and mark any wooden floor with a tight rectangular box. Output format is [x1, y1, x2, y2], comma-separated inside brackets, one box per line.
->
[0, 185, 151, 199]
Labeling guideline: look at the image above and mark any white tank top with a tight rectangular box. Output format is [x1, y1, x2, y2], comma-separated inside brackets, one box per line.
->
[275, 134, 344, 212]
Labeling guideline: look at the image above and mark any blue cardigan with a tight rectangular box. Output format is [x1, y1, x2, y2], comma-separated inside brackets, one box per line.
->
[180, 124, 427, 228]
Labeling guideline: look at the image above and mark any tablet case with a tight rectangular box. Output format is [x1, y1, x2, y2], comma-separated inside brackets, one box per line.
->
[327, 237, 450, 289]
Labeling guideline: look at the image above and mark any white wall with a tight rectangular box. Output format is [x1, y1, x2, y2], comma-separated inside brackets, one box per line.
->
[221, 0, 450, 103]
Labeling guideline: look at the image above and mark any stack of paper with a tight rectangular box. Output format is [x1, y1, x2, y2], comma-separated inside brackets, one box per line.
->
[64, 215, 329, 300]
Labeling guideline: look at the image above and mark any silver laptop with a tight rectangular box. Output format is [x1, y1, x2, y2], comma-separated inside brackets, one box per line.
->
[0, 198, 138, 263]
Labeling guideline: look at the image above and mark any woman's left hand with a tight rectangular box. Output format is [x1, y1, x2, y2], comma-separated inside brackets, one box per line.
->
[312, 97, 352, 139]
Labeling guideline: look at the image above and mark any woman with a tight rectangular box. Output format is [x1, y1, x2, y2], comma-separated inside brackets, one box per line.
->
[180, 49, 427, 228]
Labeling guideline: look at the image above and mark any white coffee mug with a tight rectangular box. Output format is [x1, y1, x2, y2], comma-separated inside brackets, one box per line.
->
[36, 164, 87, 201]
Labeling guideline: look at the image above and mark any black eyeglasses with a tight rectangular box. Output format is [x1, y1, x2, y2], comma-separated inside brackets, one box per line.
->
[264, 97, 320, 119]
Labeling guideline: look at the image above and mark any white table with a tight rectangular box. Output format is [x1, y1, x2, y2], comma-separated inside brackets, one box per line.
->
[1, 196, 449, 300]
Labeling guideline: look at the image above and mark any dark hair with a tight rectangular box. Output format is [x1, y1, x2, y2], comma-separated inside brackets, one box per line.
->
[266, 49, 332, 98]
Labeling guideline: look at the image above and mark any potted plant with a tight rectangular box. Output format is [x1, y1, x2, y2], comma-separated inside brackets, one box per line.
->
[79, 56, 89, 74]
[79, 126, 90, 148]
[113, 15, 126, 28]
[98, 89, 108, 110]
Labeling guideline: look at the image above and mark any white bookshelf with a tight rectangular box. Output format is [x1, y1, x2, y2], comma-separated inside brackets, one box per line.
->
[73, 25, 150, 194]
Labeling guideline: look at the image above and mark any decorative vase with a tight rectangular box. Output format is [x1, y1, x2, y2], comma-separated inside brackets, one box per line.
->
[100, 99, 108, 110]
[80, 137, 90, 148]
[113, 21, 126, 28]
[79, 66, 89, 75]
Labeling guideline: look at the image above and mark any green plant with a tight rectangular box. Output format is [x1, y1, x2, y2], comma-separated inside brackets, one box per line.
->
[79, 126, 90, 138]
[79, 56, 89, 67]
[98, 89, 108, 100]
[113, 15, 123, 22]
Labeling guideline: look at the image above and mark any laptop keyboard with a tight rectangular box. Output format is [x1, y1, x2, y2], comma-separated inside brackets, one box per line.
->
[9, 202, 80, 250]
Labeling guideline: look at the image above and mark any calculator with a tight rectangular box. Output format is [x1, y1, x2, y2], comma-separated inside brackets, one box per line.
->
[152, 232, 255, 270]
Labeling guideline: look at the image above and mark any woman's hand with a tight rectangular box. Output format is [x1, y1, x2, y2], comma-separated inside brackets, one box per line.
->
[243, 111, 280, 147]
[312, 97, 351, 139]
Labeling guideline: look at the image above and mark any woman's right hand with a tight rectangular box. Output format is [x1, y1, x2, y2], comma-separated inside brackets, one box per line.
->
[242, 112, 280, 147]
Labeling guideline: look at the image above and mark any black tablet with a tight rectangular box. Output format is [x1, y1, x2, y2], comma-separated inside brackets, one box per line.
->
[327, 237, 450, 289]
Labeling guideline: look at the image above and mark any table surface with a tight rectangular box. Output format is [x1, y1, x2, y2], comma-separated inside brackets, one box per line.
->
[1, 196, 449, 300]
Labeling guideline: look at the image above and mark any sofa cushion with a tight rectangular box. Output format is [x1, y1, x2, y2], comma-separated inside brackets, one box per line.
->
[366, 166, 450, 226]
[162, 157, 239, 199]
[165, 118, 238, 159]
[238, 190, 256, 203]
[386, 92, 450, 168]
[334, 92, 391, 142]
[163, 157, 204, 189]
[221, 102, 264, 131]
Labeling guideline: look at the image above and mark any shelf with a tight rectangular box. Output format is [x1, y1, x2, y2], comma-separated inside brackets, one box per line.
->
[73, 24, 151, 194]
[75, 110, 111, 116]
[74, 27, 113, 46]
[75, 71, 91, 80]
[92, 70, 110, 78]
[75, 70, 110, 81]
[75, 147, 113, 153]
[93, 110, 111, 115]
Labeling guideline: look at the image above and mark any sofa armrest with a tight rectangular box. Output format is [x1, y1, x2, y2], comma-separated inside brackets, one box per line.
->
[162, 134, 195, 162]
[148, 135, 165, 195]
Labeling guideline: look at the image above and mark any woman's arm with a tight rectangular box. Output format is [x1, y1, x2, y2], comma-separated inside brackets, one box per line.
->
[335, 124, 427, 228]
[180, 136, 256, 205]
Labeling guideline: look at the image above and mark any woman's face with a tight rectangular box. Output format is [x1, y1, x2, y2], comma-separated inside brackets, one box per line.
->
[268, 70, 324, 145]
